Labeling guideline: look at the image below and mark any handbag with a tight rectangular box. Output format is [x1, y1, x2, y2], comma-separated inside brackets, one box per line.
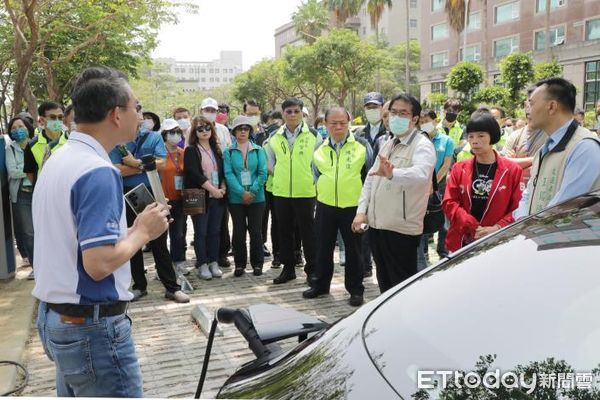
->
[182, 146, 206, 216]
[422, 168, 445, 235]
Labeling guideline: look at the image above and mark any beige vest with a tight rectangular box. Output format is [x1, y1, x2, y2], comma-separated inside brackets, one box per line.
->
[367, 130, 433, 235]
[529, 123, 600, 214]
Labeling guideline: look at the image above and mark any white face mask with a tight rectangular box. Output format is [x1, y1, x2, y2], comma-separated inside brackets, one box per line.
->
[177, 118, 191, 130]
[202, 111, 217, 123]
[365, 108, 382, 125]
[420, 122, 435, 134]
[390, 116, 411, 137]
[166, 133, 182, 145]
[504, 126, 513, 136]
[247, 115, 260, 127]
[141, 119, 154, 131]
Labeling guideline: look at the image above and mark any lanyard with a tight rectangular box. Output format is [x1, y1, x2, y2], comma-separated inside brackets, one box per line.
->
[167, 150, 181, 174]
[198, 144, 217, 169]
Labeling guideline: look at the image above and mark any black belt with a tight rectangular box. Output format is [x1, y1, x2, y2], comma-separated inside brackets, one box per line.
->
[48, 301, 128, 318]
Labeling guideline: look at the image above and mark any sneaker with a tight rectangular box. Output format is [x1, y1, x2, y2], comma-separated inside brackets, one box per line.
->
[218, 257, 231, 268]
[263, 245, 271, 257]
[234, 266, 245, 277]
[131, 289, 148, 302]
[271, 255, 282, 269]
[165, 290, 190, 303]
[252, 266, 263, 276]
[26, 270, 35, 280]
[208, 261, 223, 278]
[197, 264, 212, 280]
[339, 251, 346, 266]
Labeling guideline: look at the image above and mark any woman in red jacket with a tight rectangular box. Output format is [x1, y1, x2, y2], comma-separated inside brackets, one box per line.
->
[443, 112, 523, 252]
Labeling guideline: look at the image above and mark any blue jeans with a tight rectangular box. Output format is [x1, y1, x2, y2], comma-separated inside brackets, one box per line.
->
[168, 200, 186, 262]
[417, 235, 429, 272]
[192, 199, 224, 266]
[12, 189, 34, 264]
[36, 302, 143, 397]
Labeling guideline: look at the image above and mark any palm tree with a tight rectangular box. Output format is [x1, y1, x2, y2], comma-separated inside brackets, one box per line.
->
[292, 0, 330, 44]
[367, 0, 392, 43]
[481, 0, 488, 81]
[445, 0, 471, 62]
[326, 0, 363, 27]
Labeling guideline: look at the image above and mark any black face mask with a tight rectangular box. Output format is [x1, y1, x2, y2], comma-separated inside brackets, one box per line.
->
[445, 112, 458, 123]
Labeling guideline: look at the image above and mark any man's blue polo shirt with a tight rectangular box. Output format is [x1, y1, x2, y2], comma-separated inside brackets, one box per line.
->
[431, 131, 455, 173]
[109, 130, 167, 189]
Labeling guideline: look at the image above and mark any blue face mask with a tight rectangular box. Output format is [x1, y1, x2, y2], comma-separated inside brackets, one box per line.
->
[10, 127, 29, 142]
[317, 126, 328, 138]
[389, 116, 411, 136]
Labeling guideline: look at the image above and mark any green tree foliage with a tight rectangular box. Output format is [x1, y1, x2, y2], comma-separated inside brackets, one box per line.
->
[326, 0, 363, 26]
[370, 40, 420, 99]
[534, 59, 564, 81]
[446, 61, 484, 98]
[292, 0, 329, 44]
[232, 58, 294, 111]
[499, 52, 535, 115]
[473, 85, 510, 109]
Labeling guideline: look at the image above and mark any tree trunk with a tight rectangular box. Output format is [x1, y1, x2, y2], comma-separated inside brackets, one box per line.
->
[544, 0, 551, 61]
[405, 0, 410, 94]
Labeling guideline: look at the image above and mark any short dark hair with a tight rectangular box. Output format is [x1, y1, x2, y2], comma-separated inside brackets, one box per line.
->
[64, 104, 74, 118]
[466, 112, 501, 145]
[490, 106, 506, 119]
[389, 94, 421, 118]
[7, 116, 35, 139]
[421, 109, 437, 120]
[218, 103, 230, 114]
[71, 67, 130, 124]
[443, 98, 461, 112]
[173, 107, 190, 117]
[243, 99, 260, 113]
[281, 97, 304, 111]
[143, 111, 161, 132]
[268, 110, 282, 120]
[38, 101, 64, 117]
[535, 77, 577, 113]
[16, 112, 35, 127]
[324, 107, 351, 122]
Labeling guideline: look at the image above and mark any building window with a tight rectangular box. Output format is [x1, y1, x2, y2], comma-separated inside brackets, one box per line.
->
[216, 77, 220, 82]
[584, 60, 600, 110]
[431, 22, 449, 41]
[431, 52, 449, 68]
[495, 1, 520, 24]
[201, 78, 206, 82]
[215, 68, 220, 73]
[209, 69, 214, 73]
[534, 26, 565, 50]
[210, 78, 214, 82]
[410, 0, 417, 7]
[201, 68, 206, 73]
[431, 81, 448, 95]
[536, 0, 566, 13]
[586, 18, 600, 41]
[432, 0, 445, 12]
[410, 19, 417, 28]
[494, 36, 519, 58]
[460, 44, 481, 61]
[467, 12, 481, 31]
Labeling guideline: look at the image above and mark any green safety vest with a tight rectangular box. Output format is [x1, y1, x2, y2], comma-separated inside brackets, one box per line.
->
[270, 124, 317, 198]
[313, 133, 366, 208]
[31, 131, 67, 174]
[436, 123, 463, 146]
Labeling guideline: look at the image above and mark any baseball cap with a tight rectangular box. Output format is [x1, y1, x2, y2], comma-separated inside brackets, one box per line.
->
[161, 118, 179, 132]
[200, 97, 219, 110]
[363, 92, 384, 106]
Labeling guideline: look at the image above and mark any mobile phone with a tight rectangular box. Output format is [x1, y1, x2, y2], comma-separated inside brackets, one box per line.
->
[124, 183, 155, 215]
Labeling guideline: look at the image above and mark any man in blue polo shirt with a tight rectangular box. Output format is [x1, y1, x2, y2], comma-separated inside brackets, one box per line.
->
[32, 67, 170, 397]
[109, 108, 189, 303]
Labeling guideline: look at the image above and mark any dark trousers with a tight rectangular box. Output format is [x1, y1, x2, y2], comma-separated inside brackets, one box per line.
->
[168, 199, 186, 262]
[125, 199, 180, 293]
[314, 202, 364, 295]
[274, 196, 316, 276]
[263, 190, 278, 253]
[361, 231, 372, 273]
[369, 228, 421, 293]
[230, 202, 265, 268]
[192, 199, 224, 265]
[219, 204, 231, 258]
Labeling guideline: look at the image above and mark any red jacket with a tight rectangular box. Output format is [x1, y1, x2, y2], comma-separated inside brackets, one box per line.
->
[442, 153, 523, 252]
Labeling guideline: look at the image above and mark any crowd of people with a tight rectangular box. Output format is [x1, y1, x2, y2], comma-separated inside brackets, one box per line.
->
[3, 66, 599, 397]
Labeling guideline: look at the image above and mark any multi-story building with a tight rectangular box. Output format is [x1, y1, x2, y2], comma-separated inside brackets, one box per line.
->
[154, 51, 243, 91]
[418, 0, 600, 110]
[274, 0, 419, 57]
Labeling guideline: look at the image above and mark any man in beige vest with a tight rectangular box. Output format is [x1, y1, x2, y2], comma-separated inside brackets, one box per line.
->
[352, 94, 436, 293]
[514, 78, 600, 220]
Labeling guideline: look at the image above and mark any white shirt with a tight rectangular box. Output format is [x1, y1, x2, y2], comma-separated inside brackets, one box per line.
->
[215, 123, 232, 151]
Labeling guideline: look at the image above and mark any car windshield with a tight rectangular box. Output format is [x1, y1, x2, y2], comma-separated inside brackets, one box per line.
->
[363, 193, 600, 398]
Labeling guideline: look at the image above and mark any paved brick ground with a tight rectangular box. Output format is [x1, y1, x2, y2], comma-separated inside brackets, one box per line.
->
[17, 225, 441, 398]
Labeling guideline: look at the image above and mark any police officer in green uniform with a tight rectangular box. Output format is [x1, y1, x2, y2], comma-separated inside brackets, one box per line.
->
[302, 107, 370, 307]
[266, 98, 322, 284]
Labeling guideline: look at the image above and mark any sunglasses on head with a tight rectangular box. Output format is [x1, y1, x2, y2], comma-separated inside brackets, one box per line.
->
[196, 125, 212, 133]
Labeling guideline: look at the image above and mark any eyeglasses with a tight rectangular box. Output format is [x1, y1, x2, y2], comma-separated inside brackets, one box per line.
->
[236, 126, 251, 132]
[46, 113, 64, 121]
[389, 109, 413, 118]
[284, 109, 301, 115]
[196, 125, 212, 133]
[165, 129, 183, 135]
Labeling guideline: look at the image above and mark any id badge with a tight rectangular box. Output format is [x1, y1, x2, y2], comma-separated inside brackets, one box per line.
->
[211, 170, 219, 186]
[240, 170, 252, 186]
[174, 175, 183, 190]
